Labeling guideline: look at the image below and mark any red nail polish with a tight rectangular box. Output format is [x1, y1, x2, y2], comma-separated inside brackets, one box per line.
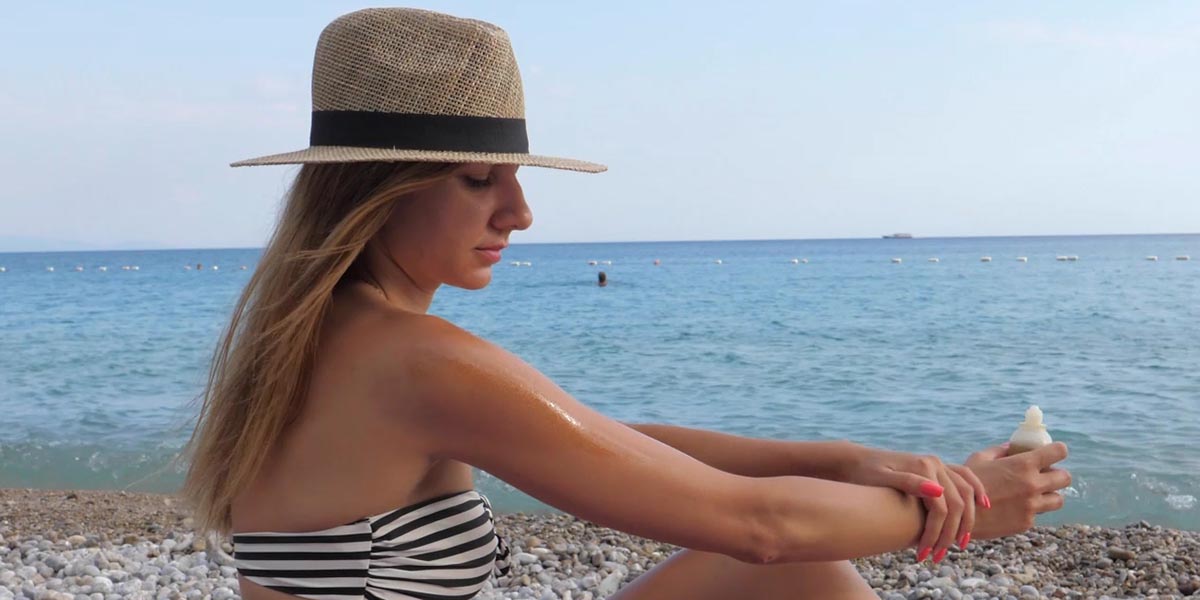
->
[933, 548, 948, 563]
[982, 495, 992, 509]
[919, 481, 944, 498]
[916, 547, 932, 562]
[959, 532, 971, 549]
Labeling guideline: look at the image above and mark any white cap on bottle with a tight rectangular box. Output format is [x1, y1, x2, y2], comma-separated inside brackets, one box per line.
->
[1022, 405, 1045, 429]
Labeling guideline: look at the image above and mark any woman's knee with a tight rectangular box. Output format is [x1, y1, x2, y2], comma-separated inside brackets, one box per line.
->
[613, 550, 875, 599]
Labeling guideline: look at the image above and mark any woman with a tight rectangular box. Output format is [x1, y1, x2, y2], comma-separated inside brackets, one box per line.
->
[181, 8, 1072, 599]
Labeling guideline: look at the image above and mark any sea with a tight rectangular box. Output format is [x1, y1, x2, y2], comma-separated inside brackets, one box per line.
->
[1, 235, 1197, 530]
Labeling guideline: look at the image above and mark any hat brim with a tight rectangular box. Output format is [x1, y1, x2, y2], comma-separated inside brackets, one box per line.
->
[231, 145, 606, 173]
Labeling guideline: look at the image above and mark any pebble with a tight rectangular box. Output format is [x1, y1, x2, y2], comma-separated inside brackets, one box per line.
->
[1179, 577, 1200, 596]
[926, 576, 955, 588]
[596, 571, 623, 597]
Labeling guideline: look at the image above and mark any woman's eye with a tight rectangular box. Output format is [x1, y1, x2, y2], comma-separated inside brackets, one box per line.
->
[462, 175, 492, 189]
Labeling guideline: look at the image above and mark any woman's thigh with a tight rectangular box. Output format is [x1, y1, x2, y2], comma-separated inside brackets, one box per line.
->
[611, 549, 877, 600]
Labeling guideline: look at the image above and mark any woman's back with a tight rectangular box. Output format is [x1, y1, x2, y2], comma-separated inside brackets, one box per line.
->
[231, 283, 506, 600]
[231, 283, 474, 534]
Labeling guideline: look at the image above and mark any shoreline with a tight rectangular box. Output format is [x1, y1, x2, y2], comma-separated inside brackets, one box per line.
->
[1, 488, 1198, 599]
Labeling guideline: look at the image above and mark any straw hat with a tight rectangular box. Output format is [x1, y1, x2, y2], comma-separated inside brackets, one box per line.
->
[232, 8, 605, 173]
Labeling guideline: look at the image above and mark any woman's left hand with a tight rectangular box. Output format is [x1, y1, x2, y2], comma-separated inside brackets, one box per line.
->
[833, 444, 991, 561]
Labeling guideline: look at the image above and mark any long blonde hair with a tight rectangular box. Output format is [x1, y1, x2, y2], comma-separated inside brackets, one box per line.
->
[180, 160, 459, 536]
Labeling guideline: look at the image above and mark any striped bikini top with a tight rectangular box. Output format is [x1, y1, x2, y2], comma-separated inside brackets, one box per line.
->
[232, 490, 511, 600]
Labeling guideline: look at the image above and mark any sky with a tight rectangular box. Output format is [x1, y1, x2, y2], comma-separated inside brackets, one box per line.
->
[0, 1, 1197, 251]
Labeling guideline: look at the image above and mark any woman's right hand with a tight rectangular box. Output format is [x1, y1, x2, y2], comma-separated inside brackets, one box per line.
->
[966, 442, 1072, 540]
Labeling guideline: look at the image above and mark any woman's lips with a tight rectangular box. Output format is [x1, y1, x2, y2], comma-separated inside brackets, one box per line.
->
[476, 248, 502, 263]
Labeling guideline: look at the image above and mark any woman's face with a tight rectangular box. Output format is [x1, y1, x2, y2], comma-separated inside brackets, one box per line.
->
[376, 162, 531, 291]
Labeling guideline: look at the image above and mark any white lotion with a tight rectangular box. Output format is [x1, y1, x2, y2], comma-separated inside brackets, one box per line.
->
[1007, 405, 1053, 455]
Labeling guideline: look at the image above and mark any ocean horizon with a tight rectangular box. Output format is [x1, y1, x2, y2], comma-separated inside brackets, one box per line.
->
[3, 231, 1199, 255]
[1, 234, 1197, 530]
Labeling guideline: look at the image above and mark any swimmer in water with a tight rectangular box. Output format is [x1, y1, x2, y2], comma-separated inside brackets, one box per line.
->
[180, 9, 1072, 600]
[598, 271, 607, 287]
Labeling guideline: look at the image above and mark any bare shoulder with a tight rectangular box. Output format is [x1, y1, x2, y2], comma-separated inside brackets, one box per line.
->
[321, 286, 471, 372]
[360, 307, 561, 424]
[358, 310, 534, 421]
[343, 307, 497, 377]
[320, 300, 515, 422]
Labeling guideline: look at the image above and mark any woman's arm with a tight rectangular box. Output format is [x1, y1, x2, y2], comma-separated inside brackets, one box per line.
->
[622, 422, 858, 480]
[623, 423, 1000, 561]
[369, 314, 933, 563]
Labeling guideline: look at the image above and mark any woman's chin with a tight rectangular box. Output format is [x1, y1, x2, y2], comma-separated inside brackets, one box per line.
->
[453, 270, 493, 290]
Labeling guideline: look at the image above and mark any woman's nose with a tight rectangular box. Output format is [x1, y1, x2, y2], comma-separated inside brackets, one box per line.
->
[494, 180, 533, 231]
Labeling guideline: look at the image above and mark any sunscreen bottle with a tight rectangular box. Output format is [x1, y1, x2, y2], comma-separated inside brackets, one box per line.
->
[1007, 405, 1053, 455]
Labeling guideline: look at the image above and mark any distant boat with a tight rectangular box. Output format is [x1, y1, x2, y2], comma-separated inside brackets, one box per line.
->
[883, 233, 914, 239]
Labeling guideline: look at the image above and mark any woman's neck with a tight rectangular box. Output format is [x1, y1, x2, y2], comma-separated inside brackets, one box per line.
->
[355, 244, 438, 314]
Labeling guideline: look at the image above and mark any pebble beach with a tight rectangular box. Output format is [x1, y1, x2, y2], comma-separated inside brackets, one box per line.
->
[1, 489, 1197, 599]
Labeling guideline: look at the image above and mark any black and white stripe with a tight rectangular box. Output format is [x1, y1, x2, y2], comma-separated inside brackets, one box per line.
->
[233, 490, 510, 600]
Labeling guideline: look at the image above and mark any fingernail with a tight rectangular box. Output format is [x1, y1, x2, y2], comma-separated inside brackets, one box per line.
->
[981, 495, 992, 509]
[933, 548, 948, 563]
[959, 532, 971, 549]
[919, 481, 944, 498]
[917, 547, 932, 562]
